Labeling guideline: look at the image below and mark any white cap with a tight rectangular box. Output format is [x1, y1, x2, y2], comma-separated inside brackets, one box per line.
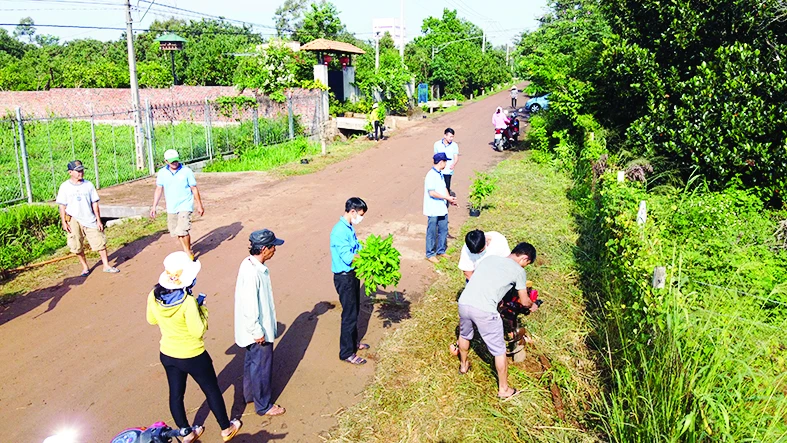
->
[164, 149, 180, 162]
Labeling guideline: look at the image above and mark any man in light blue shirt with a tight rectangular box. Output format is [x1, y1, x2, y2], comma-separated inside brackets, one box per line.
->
[433, 128, 459, 195]
[330, 197, 370, 365]
[424, 153, 457, 263]
[234, 229, 286, 417]
[150, 149, 204, 260]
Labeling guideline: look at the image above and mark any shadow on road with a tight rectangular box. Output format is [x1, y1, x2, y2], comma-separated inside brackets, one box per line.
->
[0, 231, 164, 327]
[192, 222, 243, 260]
[372, 289, 412, 328]
[271, 301, 335, 401]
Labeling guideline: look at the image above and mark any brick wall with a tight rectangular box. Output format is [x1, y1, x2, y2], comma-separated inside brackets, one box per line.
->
[0, 86, 322, 129]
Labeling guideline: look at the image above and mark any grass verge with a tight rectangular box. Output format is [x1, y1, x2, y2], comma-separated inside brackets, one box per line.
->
[329, 151, 600, 442]
[0, 215, 166, 303]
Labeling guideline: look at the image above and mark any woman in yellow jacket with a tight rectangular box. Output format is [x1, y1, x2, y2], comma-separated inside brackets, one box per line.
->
[147, 251, 242, 442]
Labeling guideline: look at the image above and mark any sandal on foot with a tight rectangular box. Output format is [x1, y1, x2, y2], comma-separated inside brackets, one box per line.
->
[221, 419, 242, 442]
[183, 425, 204, 443]
[103, 267, 120, 273]
[458, 362, 471, 375]
[357, 343, 370, 350]
[79, 271, 90, 277]
[343, 354, 367, 365]
[498, 388, 521, 401]
[449, 342, 459, 356]
[262, 404, 286, 416]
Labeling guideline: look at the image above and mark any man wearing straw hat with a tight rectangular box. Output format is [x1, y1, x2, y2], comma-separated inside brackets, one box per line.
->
[150, 149, 204, 260]
[56, 160, 119, 277]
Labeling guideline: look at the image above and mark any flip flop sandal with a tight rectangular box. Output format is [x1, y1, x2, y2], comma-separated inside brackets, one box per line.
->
[357, 343, 370, 350]
[344, 354, 367, 365]
[183, 425, 204, 443]
[79, 271, 90, 277]
[458, 362, 471, 375]
[103, 267, 120, 273]
[263, 404, 286, 416]
[498, 388, 521, 401]
[221, 419, 242, 442]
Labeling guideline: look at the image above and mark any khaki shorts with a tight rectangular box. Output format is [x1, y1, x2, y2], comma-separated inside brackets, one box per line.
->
[66, 217, 107, 254]
[167, 211, 192, 237]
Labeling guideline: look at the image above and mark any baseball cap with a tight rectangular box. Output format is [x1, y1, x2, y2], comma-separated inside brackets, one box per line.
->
[164, 149, 180, 162]
[67, 160, 85, 171]
[433, 152, 449, 164]
[249, 229, 285, 248]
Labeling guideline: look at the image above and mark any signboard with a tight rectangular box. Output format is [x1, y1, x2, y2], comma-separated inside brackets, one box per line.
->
[159, 42, 183, 51]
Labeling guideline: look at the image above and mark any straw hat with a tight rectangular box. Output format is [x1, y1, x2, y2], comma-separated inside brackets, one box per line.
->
[158, 251, 201, 289]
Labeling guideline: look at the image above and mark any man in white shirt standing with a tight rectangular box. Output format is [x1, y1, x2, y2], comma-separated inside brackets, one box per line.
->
[234, 229, 286, 418]
[433, 128, 459, 196]
[458, 230, 511, 281]
[424, 153, 457, 264]
[56, 160, 119, 277]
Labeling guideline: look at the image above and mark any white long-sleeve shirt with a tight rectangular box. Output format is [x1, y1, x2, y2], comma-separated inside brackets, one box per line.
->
[234, 255, 277, 347]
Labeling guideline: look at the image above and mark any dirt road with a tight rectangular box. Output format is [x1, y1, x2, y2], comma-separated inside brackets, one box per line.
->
[0, 89, 515, 442]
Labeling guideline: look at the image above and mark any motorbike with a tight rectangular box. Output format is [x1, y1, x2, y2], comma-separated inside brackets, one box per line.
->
[111, 422, 193, 443]
[493, 113, 521, 152]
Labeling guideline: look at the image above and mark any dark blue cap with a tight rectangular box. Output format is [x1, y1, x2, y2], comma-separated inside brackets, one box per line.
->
[433, 152, 449, 164]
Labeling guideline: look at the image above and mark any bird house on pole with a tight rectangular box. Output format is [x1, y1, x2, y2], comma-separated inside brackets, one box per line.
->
[154, 33, 186, 85]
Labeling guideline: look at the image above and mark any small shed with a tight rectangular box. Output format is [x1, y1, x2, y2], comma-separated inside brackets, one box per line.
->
[300, 38, 366, 102]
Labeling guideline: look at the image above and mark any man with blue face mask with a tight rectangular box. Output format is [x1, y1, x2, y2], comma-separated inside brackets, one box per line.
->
[330, 197, 369, 365]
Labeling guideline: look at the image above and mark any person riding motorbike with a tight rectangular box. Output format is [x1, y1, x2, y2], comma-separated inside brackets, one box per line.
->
[492, 107, 511, 151]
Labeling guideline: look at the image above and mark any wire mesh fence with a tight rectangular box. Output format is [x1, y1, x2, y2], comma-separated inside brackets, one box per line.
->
[0, 92, 325, 206]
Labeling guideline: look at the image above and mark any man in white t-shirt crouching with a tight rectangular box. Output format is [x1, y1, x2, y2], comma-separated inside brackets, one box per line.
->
[458, 230, 511, 281]
[56, 160, 119, 277]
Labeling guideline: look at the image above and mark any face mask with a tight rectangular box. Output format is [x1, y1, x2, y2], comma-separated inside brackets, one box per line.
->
[352, 214, 364, 225]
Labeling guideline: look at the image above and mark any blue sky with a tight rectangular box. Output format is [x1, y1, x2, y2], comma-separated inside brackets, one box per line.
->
[0, 0, 548, 47]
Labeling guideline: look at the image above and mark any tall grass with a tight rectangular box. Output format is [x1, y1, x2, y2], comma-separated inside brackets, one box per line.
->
[579, 175, 787, 441]
[203, 138, 319, 173]
[0, 204, 64, 272]
[331, 152, 600, 442]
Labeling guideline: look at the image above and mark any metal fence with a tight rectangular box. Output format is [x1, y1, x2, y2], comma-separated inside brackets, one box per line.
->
[0, 92, 325, 206]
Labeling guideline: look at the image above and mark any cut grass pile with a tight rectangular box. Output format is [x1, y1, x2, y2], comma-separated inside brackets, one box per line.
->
[330, 151, 600, 442]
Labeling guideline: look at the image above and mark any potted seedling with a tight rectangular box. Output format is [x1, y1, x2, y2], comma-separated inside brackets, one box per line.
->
[468, 172, 498, 217]
[353, 234, 402, 297]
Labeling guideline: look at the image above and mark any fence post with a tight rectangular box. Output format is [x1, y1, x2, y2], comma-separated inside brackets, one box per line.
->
[15, 107, 33, 203]
[288, 95, 294, 140]
[145, 99, 155, 175]
[90, 112, 100, 189]
[205, 98, 213, 160]
[45, 120, 56, 198]
[11, 120, 24, 198]
[252, 106, 260, 145]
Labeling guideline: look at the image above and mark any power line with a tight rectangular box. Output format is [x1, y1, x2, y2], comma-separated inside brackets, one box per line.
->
[136, 0, 280, 31]
[0, 22, 278, 36]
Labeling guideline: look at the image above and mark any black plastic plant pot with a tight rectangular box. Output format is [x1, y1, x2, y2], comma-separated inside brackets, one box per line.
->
[469, 208, 481, 217]
[300, 158, 310, 164]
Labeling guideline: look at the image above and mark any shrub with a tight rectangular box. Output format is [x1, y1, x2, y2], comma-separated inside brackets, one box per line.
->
[468, 172, 498, 210]
[0, 204, 65, 272]
[353, 234, 401, 297]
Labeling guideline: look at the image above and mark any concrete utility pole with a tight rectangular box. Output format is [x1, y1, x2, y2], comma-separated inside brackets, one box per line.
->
[482, 29, 486, 53]
[375, 32, 380, 72]
[506, 43, 509, 62]
[399, 0, 405, 62]
[125, 0, 145, 170]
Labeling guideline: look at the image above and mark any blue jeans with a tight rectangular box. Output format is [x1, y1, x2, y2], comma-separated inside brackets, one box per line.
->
[426, 215, 448, 258]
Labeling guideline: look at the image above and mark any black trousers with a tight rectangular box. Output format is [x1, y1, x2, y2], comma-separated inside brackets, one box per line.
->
[160, 351, 231, 430]
[334, 271, 361, 360]
[374, 120, 383, 140]
[511, 97, 517, 108]
[443, 174, 453, 194]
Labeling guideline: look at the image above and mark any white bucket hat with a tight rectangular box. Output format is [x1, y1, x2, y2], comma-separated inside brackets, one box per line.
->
[511, 86, 517, 90]
[158, 251, 201, 290]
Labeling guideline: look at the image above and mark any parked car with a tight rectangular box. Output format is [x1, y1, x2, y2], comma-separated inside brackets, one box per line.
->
[522, 93, 550, 113]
